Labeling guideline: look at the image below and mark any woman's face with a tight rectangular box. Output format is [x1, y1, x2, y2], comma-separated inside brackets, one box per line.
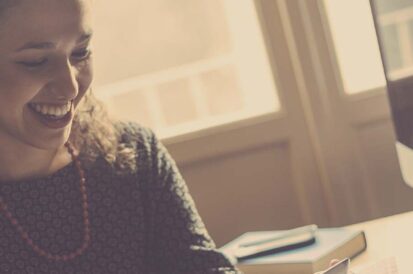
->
[0, 0, 93, 150]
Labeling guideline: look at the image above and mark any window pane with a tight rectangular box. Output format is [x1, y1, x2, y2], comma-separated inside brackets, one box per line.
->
[93, 0, 279, 138]
[376, 1, 413, 80]
[382, 24, 403, 72]
[323, 0, 386, 94]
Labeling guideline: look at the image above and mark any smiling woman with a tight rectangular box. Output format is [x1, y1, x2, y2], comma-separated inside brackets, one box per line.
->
[0, 0, 124, 179]
[0, 0, 241, 273]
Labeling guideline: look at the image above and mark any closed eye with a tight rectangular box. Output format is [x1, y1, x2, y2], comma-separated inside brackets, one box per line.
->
[71, 48, 92, 60]
[17, 58, 48, 68]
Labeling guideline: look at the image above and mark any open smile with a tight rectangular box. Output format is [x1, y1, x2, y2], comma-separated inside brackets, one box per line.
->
[27, 101, 74, 129]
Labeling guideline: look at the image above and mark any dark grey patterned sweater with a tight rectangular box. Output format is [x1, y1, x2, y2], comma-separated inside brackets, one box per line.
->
[0, 123, 241, 274]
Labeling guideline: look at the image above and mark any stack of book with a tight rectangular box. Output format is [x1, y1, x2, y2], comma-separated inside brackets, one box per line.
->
[220, 225, 367, 274]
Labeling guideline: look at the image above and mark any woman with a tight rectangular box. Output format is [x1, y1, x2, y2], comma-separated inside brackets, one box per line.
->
[0, 0, 241, 272]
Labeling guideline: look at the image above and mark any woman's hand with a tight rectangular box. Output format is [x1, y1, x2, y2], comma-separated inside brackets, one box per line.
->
[314, 259, 340, 274]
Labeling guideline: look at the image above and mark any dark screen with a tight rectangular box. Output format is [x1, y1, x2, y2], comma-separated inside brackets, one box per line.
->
[370, 0, 413, 149]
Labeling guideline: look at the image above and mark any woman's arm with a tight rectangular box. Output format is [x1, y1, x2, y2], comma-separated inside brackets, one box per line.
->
[140, 127, 242, 274]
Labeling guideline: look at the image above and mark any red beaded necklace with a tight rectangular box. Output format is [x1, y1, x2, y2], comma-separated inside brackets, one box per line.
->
[0, 142, 91, 261]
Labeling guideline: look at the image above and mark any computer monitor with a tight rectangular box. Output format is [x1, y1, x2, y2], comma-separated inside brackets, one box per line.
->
[370, 0, 413, 187]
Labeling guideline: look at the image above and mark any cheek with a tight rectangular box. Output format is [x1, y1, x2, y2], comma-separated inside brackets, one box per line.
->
[77, 61, 93, 98]
[0, 70, 42, 106]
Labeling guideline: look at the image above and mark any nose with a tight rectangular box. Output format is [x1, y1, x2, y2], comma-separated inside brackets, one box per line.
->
[48, 59, 79, 101]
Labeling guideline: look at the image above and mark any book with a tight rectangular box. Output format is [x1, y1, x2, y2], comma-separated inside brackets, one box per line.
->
[235, 225, 318, 261]
[220, 227, 367, 274]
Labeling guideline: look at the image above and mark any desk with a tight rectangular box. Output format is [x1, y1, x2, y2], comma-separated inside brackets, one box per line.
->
[348, 211, 413, 274]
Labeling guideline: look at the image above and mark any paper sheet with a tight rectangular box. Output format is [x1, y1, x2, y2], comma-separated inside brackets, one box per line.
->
[352, 257, 398, 274]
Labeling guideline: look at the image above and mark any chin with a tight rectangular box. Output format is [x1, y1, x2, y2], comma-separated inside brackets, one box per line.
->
[24, 126, 72, 151]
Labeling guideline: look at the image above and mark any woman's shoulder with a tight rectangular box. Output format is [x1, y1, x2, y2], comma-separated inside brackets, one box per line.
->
[113, 121, 159, 161]
[115, 121, 156, 145]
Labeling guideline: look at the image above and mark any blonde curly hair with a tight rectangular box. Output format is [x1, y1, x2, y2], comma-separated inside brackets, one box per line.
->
[70, 91, 137, 173]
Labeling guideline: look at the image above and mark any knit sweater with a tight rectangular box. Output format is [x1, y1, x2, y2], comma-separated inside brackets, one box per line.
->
[0, 123, 241, 274]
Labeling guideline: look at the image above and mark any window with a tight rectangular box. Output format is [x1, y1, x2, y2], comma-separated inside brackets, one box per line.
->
[323, 0, 386, 94]
[375, 0, 413, 80]
[92, 0, 279, 138]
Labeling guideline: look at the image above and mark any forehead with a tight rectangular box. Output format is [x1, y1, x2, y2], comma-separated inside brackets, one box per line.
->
[0, 0, 92, 48]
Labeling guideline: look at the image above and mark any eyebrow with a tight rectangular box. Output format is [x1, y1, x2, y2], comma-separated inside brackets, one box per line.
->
[15, 32, 93, 52]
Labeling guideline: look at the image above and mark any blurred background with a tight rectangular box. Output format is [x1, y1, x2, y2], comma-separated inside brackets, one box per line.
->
[92, 0, 413, 246]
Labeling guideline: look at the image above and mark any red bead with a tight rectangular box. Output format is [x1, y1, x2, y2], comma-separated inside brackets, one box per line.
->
[0, 141, 91, 262]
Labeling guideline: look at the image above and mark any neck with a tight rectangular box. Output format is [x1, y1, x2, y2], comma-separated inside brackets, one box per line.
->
[0, 139, 72, 182]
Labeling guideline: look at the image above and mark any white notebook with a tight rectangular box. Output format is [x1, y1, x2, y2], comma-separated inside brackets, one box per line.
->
[352, 257, 398, 274]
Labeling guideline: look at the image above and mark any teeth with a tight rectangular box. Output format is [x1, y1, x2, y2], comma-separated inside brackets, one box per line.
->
[29, 102, 71, 117]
